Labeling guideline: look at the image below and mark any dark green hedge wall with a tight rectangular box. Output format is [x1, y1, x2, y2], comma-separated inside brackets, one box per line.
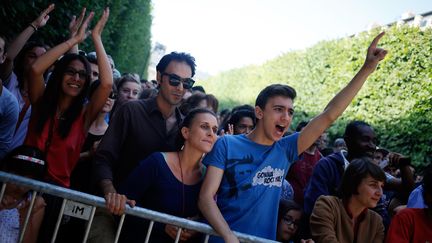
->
[203, 26, 431, 167]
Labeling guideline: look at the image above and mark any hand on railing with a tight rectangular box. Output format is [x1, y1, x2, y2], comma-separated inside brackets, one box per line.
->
[165, 223, 198, 241]
[104, 192, 136, 215]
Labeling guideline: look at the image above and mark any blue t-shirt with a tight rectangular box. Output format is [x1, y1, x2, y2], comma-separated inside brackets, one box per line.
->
[203, 133, 299, 241]
[118, 152, 203, 243]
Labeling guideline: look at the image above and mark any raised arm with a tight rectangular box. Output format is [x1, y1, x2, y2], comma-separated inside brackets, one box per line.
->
[84, 8, 113, 130]
[28, 10, 94, 104]
[198, 166, 239, 243]
[0, 4, 54, 81]
[298, 32, 387, 154]
[67, 8, 87, 54]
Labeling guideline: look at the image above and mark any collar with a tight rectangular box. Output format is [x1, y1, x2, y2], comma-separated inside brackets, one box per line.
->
[343, 198, 368, 221]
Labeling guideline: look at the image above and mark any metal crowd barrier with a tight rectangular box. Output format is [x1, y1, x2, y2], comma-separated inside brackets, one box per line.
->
[0, 171, 278, 243]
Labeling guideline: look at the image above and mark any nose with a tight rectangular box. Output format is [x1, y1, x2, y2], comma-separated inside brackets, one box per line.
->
[73, 73, 81, 81]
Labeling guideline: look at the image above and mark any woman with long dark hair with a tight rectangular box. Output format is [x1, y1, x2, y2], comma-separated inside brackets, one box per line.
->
[24, 8, 112, 188]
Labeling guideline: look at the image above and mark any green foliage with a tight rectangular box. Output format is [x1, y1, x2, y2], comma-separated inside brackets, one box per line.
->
[0, 0, 152, 76]
[203, 26, 432, 167]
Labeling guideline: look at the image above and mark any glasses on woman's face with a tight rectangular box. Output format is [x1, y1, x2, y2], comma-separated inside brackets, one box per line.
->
[64, 68, 87, 80]
[161, 72, 195, 89]
[282, 216, 299, 228]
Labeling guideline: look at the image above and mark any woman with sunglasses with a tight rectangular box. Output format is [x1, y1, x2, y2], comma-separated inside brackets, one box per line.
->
[24, 8, 112, 188]
[310, 158, 385, 243]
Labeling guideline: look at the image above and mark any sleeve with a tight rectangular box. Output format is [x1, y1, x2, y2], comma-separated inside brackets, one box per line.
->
[407, 185, 425, 208]
[303, 158, 333, 215]
[93, 103, 131, 182]
[0, 91, 19, 160]
[280, 132, 299, 162]
[310, 196, 340, 243]
[202, 136, 228, 170]
[117, 153, 160, 201]
[385, 210, 412, 243]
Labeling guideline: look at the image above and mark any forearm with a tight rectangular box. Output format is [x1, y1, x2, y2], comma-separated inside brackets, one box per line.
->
[100, 179, 117, 195]
[198, 195, 235, 240]
[6, 26, 36, 61]
[31, 38, 76, 77]
[92, 36, 112, 89]
[323, 65, 375, 121]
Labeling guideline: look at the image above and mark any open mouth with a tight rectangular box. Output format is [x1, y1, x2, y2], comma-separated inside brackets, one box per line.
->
[275, 124, 286, 134]
[67, 83, 81, 89]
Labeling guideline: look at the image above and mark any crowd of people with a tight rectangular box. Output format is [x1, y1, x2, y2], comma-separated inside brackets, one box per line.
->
[0, 4, 431, 243]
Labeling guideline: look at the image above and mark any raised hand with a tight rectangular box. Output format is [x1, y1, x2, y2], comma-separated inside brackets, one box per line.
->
[92, 8, 110, 39]
[32, 4, 55, 29]
[72, 10, 94, 44]
[364, 32, 388, 71]
[69, 8, 86, 38]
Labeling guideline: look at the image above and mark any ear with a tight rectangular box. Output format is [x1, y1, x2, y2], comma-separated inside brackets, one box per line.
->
[181, 126, 190, 140]
[255, 106, 263, 120]
[156, 71, 162, 86]
[0, 52, 6, 64]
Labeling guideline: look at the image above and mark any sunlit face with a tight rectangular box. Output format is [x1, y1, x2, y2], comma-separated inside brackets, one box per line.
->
[352, 175, 384, 209]
[277, 209, 302, 241]
[102, 97, 115, 113]
[118, 81, 141, 103]
[183, 113, 218, 153]
[23, 46, 46, 68]
[0, 183, 30, 210]
[89, 63, 99, 82]
[234, 117, 254, 135]
[157, 61, 192, 106]
[62, 60, 87, 97]
[255, 96, 294, 144]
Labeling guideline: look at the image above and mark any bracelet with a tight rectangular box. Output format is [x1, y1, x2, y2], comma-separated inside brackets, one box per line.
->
[30, 23, 38, 31]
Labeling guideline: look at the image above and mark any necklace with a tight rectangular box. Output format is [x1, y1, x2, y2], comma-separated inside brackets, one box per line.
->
[177, 151, 186, 216]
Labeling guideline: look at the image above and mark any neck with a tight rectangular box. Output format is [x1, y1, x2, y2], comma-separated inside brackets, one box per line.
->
[178, 146, 203, 172]
[156, 95, 176, 119]
[247, 123, 274, 146]
[58, 96, 73, 113]
[347, 197, 366, 219]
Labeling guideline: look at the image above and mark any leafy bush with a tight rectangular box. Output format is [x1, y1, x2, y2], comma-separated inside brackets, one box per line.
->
[202, 26, 431, 167]
[0, 0, 152, 76]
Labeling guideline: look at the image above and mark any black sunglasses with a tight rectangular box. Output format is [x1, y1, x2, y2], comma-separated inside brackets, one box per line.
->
[162, 72, 195, 89]
[64, 68, 87, 80]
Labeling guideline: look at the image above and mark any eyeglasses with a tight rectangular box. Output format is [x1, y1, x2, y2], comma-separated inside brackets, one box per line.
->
[109, 91, 117, 99]
[161, 72, 195, 89]
[282, 217, 299, 228]
[64, 68, 87, 80]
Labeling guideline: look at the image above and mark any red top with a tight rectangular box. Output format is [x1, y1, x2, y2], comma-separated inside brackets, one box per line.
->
[386, 208, 432, 243]
[25, 112, 86, 187]
[287, 149, 322, 204]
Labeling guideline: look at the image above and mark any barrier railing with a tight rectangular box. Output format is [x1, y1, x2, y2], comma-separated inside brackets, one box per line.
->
[0, 171, 278, 243]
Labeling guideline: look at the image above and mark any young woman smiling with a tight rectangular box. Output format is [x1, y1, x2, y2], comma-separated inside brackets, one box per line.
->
[24, 8, 112, 188]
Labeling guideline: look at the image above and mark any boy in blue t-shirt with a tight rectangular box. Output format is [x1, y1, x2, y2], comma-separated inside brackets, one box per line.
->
[199, 32, 388, 243]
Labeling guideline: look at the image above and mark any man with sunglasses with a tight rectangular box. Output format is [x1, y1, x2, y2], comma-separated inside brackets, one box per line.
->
[91, 52, 196, 241]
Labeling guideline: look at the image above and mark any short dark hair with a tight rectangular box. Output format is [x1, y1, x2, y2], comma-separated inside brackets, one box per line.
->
[86, 54, 98, 65]
[339, 157, 386, 200]
[277, 199, 302, 222]
[192, 85, 205, 93]
[255, 84, 296, 109]
[225, 109, 256, 131]
[344, 120, 371, 139]
[176, 108, 216, 148]
[156, 52, 196, 77]
[1, 145, 47, 179]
